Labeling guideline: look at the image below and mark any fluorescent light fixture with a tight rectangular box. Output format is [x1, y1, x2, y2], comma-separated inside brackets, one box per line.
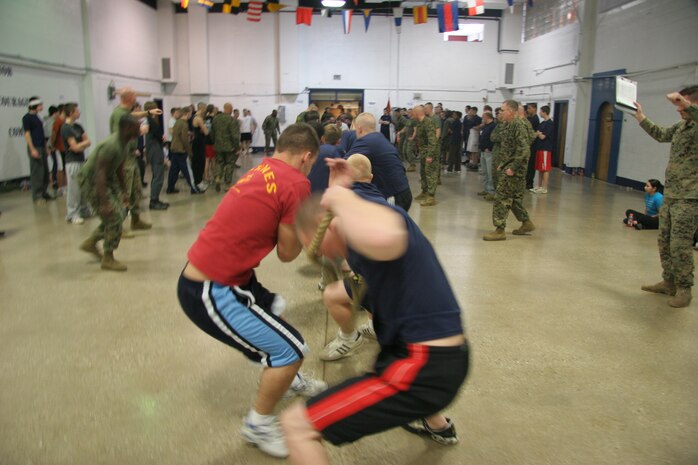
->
[321, 0, 346, 7]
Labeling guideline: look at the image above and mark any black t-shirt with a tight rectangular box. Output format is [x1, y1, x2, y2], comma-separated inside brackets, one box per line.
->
[527, 114, 540, 131]
[380, 115, 392, 138]
[23, 113, 45, 149]
[347, 182, 464, 348]
[345, 132, 409, 197]
[536, 119, 554, 152]
[61, 122, 86, 163]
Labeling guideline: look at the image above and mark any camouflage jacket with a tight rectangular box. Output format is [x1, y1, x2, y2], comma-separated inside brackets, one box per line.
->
[640, 104, 698, 199]
[415, 117, 438, 159]
[210, 113, 240, 152]
[498, 118, 532, 176]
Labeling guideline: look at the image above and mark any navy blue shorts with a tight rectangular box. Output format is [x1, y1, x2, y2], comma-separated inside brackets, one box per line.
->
[177, 272, 308, 367]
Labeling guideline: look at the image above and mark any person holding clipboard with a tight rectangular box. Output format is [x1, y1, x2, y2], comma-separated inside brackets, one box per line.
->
[634, 86, 698, 308]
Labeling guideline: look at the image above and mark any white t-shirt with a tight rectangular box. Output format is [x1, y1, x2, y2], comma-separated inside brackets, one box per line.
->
[240, 115, 253, 133]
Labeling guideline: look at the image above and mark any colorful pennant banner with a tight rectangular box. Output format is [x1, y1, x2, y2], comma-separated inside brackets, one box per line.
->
[467, 0, 484, 15]
[342, 10, 353, 34]
[297, 7, 313, 25]
[247, 1, 263, 22]
[362, 9, 372, 31]
[413, 5, 428, 24]
[436, 1, 458, 33]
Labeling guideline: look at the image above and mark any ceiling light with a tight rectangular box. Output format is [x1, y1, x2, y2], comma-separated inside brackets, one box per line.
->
[321, 0, 346, 7]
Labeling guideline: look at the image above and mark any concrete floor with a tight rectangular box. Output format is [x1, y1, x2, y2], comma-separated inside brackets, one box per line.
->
[1, 157, 696, 465]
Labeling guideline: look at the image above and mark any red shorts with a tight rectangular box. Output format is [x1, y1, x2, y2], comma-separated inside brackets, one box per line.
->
[205, 145, 215, 159]
[535, 150, 552, 172]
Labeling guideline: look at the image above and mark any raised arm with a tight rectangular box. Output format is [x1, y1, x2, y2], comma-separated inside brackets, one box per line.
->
[635, 101, 678, 143]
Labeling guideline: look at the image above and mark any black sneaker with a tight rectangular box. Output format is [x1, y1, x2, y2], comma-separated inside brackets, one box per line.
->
[166, 188, 180, 194]
[149, 201, 169, 210]
[402, 418, 458, 445]
[42, 192, 56, 201]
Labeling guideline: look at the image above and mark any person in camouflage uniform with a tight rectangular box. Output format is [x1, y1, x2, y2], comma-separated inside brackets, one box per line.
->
[404, 109, 418, 172]
[109, 89, 156, 233]
[79, 115, 141, 271]
[425, 103, 443, 185]
[211, 102, 240, 192]
[395, 109, 408, 162]
[262, 109, 281, 155]
[413, 105, 439, 207]
[483, 100, 536, 241]
[635, 87, 698, 308]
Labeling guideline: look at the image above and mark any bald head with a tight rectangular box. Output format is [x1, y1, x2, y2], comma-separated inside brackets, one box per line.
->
[413, 105, 425, 120]
[347, 154, 372, 182]
[224, 103, 233, 114]
[354, 112, 376, 137]
[119, 87, 136, 107]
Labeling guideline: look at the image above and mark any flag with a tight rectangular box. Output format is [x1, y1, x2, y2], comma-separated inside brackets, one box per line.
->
[436, 1, 459, 33]
[353, 0, 359, 5]
[362, 9, 372, 31]
[296, 7, 313, 26]
[413, 5, 428, 24]
[386, 98, 391, 114]
[197, 0, 213, 7]
[466, 0, 484, 15]
[222, 2, 231, 13]
[393, 7, 403, 34]
[181, 0, 189, 8]
[507, 0, 514, 13]
[321, 8, 329, 17]
[232, 0, 240, 6]
[247, 1, 263, 22]
[342, 10, 353, 34]
[267, 3, 286, 12]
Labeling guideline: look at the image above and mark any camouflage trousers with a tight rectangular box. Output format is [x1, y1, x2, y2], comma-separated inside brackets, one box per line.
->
[492, 174, 529, 229]
[82, 184, 125, 253]
[404, 141, 417, 165]
[419, 155, 439, 196]
[491, 149, 502, 189]
[124, 157, 142, 216]
[659, 199, 698, 288]
[215, 150, 239, 186]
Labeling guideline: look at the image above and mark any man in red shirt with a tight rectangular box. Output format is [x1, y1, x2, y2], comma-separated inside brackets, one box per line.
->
[177, 123, 326, 459]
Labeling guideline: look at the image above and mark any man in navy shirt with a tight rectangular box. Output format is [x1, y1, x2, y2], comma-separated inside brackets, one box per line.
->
[22, 96, 54, 203]
[283, 158, 469, 464]
[345, 113, 412, 211]
[308, 124, 342, 193]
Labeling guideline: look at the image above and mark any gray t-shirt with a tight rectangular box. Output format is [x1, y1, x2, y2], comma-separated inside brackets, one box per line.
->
[61, 122, 86, 163]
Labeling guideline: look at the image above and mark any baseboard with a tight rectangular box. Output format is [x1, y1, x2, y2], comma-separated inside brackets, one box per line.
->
[616, 176, 644, 191]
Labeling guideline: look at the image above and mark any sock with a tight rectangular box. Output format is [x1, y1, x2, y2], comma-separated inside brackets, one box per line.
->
[340, 330, 359, 341]
[247, 409, 273, 425]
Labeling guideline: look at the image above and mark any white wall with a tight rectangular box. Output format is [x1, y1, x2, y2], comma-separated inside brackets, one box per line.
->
[595, 0, 698, 183]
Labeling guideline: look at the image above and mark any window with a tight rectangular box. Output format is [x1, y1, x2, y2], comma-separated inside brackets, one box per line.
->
[443, 22, 485, 42]
[522, 0, 580, 42]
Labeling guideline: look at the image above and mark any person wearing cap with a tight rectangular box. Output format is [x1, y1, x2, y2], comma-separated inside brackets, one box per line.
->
[22, 96, 54, 204]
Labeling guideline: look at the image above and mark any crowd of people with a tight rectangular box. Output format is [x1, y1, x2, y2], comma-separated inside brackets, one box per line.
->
[12, 83, 697, 463]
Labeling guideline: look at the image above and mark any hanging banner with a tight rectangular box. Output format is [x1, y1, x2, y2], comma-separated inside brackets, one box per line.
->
[247, 1, 263, 22]
[342, 10, 353, 34]
[393, 7, 404, 34]
[436, 2, 459, 33]
[362, 9, 372, 31]
[467, 0, 484, 15]
[297, 7, 313, 25]
[413, 5, 428, 24]
[267, 3, 286, 12]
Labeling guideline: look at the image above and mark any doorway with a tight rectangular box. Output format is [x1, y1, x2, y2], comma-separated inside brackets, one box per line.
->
[595, 102, 614, 181]
[553, 100, 568, 168]
[308, 89, 364, 120]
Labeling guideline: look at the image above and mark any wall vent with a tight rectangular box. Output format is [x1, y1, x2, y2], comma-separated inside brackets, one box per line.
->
[161, 58, 172, 81]
[504, 63, 515, 85]
[333, 74, 341, 81]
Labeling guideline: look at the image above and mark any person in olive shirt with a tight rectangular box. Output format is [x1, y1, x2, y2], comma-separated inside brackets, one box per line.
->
[79, 115, 141, 272]
[210, 102, 240, 192]
[109, 88, 161, 231]
[635, 87, 698, 308]
[168, 107, 201, 195]
[61, 102, 92, 224]
[263, 110, 281, 155]
[413, 105, 439, 207]
[483, 100, 536, 241]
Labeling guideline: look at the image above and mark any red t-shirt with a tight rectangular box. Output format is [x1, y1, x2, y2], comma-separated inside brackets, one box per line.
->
[188, 158, 310, 286]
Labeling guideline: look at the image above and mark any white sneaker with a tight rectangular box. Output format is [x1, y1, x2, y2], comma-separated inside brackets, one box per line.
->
[357, 320, 376, 340]
[196, 181, 208, 192]
[529, 188, 537, 193]
[537, 188, 548, 194]
[319, 332, 364, 361]
[69, 217, 84, 225]
[284, 372, 328, 398]
[240, 416, 288, 458]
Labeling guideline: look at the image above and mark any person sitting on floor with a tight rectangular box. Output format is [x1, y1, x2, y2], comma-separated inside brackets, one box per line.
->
[623, 179, 664, 230]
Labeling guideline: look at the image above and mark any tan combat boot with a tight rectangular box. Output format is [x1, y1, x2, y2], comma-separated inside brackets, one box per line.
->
[484, 194, 496, 201]
[131, 214, 152, 230]
[512, 220, 536, 235]
[121, 229, 135, 239]
[101, 252, 127, 272]
[668, 288, 691, 308]
[80, 234, 102, 259]
[407, 164, 416, 172]
[420, 196, 436, 207]
[414, 192, 428, 201]
[641, 280, 676, 296]
[483, 228, 506, 241]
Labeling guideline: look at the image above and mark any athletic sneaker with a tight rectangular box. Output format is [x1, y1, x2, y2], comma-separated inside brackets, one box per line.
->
[68, 217, 84, 225]
[537, 188, 548, 194]
[357, 321, 376, 340]
[319, 332, 363, 361]
[240, 415, 288, 458]
[283, 372, 328, 399]
[402, 418, 459, 445]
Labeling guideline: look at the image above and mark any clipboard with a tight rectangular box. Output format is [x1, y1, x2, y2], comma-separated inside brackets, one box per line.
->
[615, 76, 638, 114]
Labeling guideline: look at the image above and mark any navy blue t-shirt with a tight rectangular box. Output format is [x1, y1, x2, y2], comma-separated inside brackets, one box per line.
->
[347, 182, 464, 348]
[308, 144, 341, 193]
[22, 113, 45, 149]
[338, 130, 356, 157]
[535, 119, 554, 152]
[345, 132, 409, 198]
